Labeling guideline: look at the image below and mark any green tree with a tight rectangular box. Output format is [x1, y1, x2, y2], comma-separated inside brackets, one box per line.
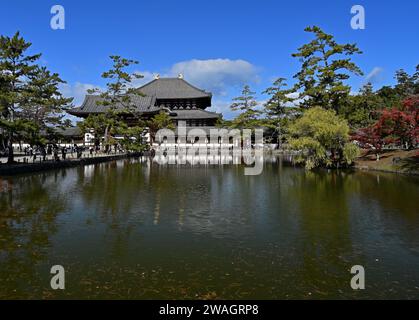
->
[81, 55, 144, 151]
[230, 85, 262, 129]
[394, 65, 419, 97]
[289, 107, 359, 170]
[0, 32, 70, 163]
[116, 121, 147, 152]
[147, 111, 175, 145]
[262, 78, 295, 145]
[21, 66, 73, 144]
[77, 113, 114, 148]
[342, 82, 382, 129]
[215, 116, 230, 128]
[292, 26, 363, 112]
[374, 65, 419, 110]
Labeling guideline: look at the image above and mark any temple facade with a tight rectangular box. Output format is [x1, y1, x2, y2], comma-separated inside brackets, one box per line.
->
[68, 75, 222, 144]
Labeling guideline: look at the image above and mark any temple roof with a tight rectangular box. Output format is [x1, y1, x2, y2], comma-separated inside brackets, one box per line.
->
[56, 126, 83, 137]
[137, 78, 212, 100]
[170, 109, 221, 120]
[67, 77, 214, 117]
[68, 94, 159, 116]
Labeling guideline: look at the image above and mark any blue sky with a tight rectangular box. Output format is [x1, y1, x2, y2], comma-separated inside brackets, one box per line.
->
[1, 0, 418, 119]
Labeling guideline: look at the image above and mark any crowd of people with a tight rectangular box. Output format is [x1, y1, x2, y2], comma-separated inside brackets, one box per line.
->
[22, 144, 86, 162]
[0, 142, 130, 164]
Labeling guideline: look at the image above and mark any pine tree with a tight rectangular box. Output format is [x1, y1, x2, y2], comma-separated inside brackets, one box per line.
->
[84, 55, 145, 152]
[262, 78, 295, 145]
[0, 32, 71, 163]
[292, 26, 363, 112]
[230, 85, 261, 129]
[21, 66, 73, 144]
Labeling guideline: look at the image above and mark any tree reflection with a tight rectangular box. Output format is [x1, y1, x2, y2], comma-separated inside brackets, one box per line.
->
[0, 174, 68, 298]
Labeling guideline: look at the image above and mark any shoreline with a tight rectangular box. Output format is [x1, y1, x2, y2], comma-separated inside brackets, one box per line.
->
[354, 165, 419, 176]
[1, 151, 418, 177]
[0, 152, 143, 176]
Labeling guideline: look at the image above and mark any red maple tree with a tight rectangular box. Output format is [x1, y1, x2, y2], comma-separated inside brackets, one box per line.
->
[352, 95, 419, 155]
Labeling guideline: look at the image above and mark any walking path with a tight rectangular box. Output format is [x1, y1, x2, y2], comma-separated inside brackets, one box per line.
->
[0, 152, 142, 176]
[0, 150, 122, 164]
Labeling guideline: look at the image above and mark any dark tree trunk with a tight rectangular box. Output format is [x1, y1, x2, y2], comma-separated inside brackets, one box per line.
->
[7, 133, 14, 164]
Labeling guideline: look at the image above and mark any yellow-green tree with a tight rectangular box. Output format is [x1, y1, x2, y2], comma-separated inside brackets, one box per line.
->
[289, 107, 359, 169]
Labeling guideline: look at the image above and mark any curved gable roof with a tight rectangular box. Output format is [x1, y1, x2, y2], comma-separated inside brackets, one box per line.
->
[68, 94, 159, 116]
[137, 78, 212, 100]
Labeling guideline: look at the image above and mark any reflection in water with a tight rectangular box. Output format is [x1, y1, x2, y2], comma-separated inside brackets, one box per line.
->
[0, 157, 418, 299]
[0, 173, 68, 299]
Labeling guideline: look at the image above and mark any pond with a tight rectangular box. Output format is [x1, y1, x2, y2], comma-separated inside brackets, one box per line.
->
[0, 157, 418, 299]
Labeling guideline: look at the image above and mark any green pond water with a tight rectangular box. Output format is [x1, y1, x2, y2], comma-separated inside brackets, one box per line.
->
[0, 157, 418, 299]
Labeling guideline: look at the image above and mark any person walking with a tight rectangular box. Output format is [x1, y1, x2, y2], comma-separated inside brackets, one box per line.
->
[40, 146, 46, 161]
[61, 147, 67, 160]
[53, 145, 59, 161]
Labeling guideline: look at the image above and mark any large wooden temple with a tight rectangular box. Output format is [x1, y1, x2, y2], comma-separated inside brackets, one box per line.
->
[68, 75, 221, 133]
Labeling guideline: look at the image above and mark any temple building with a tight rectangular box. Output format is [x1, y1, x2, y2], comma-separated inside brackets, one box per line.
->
[67, 75, 222, 144]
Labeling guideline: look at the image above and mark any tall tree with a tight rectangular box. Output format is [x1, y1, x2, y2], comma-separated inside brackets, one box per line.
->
[394, 65, 419, 97]
[0, 32, 40, 163]
[262, 78, 295, 145]
[292, 26, 363, 112]
[83, 55, 144, 151]
[375, 65, 419, 109]
[230, 85, 262, 129]
[0, 32, 70, 163]
[342, 82, 382, 129]
[21, 66, 73, 144]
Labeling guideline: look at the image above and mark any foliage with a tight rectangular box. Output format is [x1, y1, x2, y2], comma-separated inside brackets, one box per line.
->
[230, 85, 262, 129]
[0, 32, 71, 163]
[79, 55, 145, 151]
[353, 96, 418, 153]
[352, 96, 419, 154]
[291, 26, 363, 112]
[341, 83, 382, 129]
[342, 142, 360, 165]
[88, 55, 144, 111]
[262, 78, 296, 144]
[373, 65, 419, 110]
[147, 111, 175, 144]
[288, 107, 358, 169]
[116, 122, 147, 152]
[351, 125, 384, 158]
[215, 117, 230, 128]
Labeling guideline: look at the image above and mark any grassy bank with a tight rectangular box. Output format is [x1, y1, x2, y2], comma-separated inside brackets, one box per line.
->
[355, 149, 419, 175]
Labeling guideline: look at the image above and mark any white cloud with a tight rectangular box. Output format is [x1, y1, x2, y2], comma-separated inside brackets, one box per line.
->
[209, 100, 232, 117]
[168, 59, 260, 96]
[365, 67, 384, 84]
[210, 99, 267, 120]
[60, 58, 261, 122]
[61, 58, 260, 104]
[130, 70, 156, 88]
[59, 82, 99, 106]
